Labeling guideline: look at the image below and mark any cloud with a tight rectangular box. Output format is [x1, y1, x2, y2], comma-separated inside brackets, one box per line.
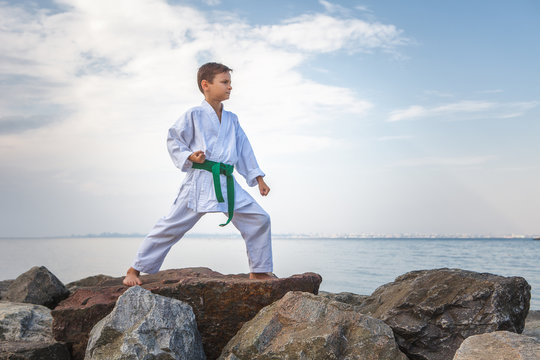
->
[388, 100, 539, 122]
[394, 156, 495, 167]
[377, 135, 413, 141]
[254, 13, 408, 54]
[0, 115, 59, 134]
[0, 0, 395, 203]
[319, 0, 350, 15]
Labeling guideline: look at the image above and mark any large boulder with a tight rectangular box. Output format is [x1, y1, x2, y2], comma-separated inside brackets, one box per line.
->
[0, 302, 70, 360]
[219, 291, 407, 360]
[53, 267, 322, 360]
[524, 310, 540, 340]
[0, 302, 54, 342]
[5, 266, 70, 309]
[85, 285, 205, 360]
[452, 331, 540, 360]
[357, 268, 531, 360]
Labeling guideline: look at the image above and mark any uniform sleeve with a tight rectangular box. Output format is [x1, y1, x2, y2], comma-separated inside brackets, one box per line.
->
[235, 123, 265, 187]
[167, 112, 194, 172]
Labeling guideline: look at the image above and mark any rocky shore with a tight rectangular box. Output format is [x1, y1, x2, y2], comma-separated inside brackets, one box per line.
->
[0, 266, 539, 360]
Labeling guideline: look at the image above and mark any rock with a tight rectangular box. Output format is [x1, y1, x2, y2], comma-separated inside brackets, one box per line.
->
[66, 274, 114, 292]
[357, 268, 531, 360]
[0, 302, 70, 360]
[524, 310, 540, 340]
[5, 266, 70, 309]
[453, 331, 540, 360]
[53, 267, 322, 360]
[0, 279, 14, 300]
[85, 285, 205, 360]
[318, 290, 368, 306]
[0, 302, 54, 342]
[0, 341, 71, 360]
[219, 291, 407, 360]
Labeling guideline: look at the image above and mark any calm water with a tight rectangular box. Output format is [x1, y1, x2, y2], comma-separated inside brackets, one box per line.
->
[0, 236, 538, 309]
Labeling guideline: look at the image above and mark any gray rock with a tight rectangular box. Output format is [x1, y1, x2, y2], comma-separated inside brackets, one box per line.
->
[5, 266, 70, 309]
[524, 310, 540, 340]
[65, 274, 114, 292]
[85, 285, 205, 360]
[0, 302, 54, 342]
[219, 291, 407, 360]
[453, 331, 540, 360]
[0, 341, 70, 360]
[0, 279, 14, 300]
[318, 290, 368, 306]
[0, 302, 70, 360]
[357, 268, 531, 360]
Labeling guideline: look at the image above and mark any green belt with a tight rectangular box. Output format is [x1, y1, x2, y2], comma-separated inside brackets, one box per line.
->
[192, 160, 235, 227]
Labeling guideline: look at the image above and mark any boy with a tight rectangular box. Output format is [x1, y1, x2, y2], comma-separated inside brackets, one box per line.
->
[123, 62, 274, 286]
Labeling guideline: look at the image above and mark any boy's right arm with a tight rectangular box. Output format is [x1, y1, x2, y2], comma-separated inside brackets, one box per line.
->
[167, 112, 196, 172]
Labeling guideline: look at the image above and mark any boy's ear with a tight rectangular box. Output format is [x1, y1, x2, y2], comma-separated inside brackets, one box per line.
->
[201, 79, 209, 90]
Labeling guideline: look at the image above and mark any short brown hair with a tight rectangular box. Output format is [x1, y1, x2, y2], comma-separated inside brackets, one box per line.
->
[197, 62, 232, 94]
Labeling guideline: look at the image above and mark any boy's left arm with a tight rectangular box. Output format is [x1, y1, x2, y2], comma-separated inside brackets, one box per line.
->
[257, 176, 270, 196]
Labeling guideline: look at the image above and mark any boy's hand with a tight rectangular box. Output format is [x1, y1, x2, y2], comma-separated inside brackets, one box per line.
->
[257, 176, 270, 196]
[189, 150, 206, 164]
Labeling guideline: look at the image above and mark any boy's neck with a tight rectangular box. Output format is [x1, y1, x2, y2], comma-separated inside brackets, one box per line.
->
[205, 98, 223, 122]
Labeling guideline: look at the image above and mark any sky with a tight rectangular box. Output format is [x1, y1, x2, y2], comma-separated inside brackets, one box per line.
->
[0, 0, 539, 237]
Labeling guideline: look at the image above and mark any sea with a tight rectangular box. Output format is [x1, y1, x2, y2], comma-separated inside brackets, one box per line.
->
[0, 236, 538, 309]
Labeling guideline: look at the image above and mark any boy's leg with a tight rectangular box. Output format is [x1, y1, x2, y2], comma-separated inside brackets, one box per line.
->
[230, 201, 274, 279]
[124, 200, 204, 286]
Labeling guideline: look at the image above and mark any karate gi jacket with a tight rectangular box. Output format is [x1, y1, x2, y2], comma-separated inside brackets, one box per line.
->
[167, 100, 265, 213]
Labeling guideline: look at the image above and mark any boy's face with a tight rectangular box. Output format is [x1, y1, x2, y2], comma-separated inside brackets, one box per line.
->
[203, 71, 232, 101]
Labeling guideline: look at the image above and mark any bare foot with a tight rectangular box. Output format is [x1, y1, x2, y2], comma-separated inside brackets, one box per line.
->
[249, 272, 278, 280]
[123, 267, 142, 286]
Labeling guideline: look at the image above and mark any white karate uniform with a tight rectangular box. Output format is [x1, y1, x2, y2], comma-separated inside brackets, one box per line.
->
[132, 100, 273, 274]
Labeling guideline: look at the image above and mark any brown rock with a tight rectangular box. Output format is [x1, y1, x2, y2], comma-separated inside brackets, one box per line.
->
[52, 267, 322, 360]
[219, 291, 408, 360]
[357, 268, 530, 360]
[452, 331, 540, 360]
[65, 274, 114, 292]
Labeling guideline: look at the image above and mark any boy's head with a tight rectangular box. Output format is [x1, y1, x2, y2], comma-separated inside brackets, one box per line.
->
[197, 62, 232, 94]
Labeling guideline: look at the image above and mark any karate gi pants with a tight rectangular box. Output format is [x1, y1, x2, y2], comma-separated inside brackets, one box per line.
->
[132, 200, 273, 274]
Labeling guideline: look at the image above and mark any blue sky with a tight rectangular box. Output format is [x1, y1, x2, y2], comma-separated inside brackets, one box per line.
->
[0, 0, 539, 237]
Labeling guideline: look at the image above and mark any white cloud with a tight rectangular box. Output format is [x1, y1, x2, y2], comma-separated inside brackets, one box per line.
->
[319, 0, 350, 15]
[377, 135, 413, 141]
[395, 156, 495, 167]
[254, 13, 408, 54]
[388, 100, 539, 122]
[0, 0, 387, 204]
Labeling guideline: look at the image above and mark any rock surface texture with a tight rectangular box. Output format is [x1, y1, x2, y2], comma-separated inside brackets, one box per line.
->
[318, 290, 368, 306]
[524, 310, 540, 340]
[0, 302, 54, 342]
[357, 268, 531, 360]
[85, 285, 205, 360]
[452, 331, 540, 360]
[0, 279, 14, 300]
[52, 267, 322, 360]
[5, 266, 70, 309]
[0, 302, 70, 360]
[219, 291, 408, 360]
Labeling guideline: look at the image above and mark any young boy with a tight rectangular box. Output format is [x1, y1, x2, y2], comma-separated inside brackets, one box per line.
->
[123, 62, 274, 286]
